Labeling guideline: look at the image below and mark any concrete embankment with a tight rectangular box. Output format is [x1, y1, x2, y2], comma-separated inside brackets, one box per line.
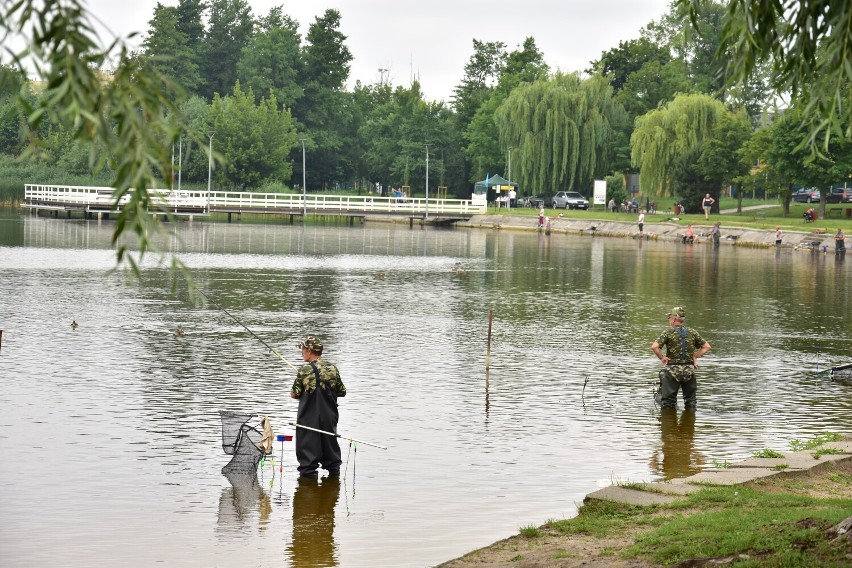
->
[454, 214, 842, 251]
[584, 437, 852, 507]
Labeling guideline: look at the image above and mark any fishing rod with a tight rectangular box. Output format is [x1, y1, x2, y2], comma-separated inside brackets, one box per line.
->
[197, 287, 298, 371]
[289, 421, 388, 450]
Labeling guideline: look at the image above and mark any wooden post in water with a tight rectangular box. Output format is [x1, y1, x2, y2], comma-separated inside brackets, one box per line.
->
[485, 308, 493, 369]
[0, 329, 3, 351]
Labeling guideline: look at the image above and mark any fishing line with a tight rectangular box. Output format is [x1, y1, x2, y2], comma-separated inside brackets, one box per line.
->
[197, 287, 298, 371]
[289, 421, 387, 450]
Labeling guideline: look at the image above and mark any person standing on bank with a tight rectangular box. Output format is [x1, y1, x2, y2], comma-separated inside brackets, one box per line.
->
[651, 307, 711, 409]
[775, 226, 783, 246]
[637, 210, 645, 236]
[701, 193, 715, 220]
[835, 228, 846, 252]
[291, 336, 347, 478]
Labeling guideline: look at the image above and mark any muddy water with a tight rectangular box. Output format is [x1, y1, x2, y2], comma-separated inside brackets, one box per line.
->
[1, 213, 850, 567]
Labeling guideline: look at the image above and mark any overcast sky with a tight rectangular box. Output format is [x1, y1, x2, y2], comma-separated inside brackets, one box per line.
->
[84, 0, 673, 102]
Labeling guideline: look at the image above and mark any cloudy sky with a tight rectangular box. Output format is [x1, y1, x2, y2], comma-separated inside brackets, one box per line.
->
[85, 0, 673, 102]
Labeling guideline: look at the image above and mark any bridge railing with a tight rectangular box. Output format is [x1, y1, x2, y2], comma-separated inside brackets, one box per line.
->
[24, 185, 487, 216]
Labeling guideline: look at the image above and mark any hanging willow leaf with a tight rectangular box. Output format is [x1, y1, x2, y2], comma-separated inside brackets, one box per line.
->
[631, 93, 726, 196]
[494, 72, 625, 193]
[1, 0, 204, 279]
[681, 0, 852, 154]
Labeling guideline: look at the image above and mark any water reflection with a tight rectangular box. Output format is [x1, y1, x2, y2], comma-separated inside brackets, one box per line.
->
[1, 211, 850, 568]
[217, 473, 273, 535]
[649, 408, 704, 479]
[287, 476, 340, 567]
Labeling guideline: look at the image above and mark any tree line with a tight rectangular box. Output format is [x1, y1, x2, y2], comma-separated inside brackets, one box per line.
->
[2, 0, 850, 216]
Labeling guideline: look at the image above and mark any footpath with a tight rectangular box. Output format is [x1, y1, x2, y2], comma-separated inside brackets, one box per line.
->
[454, 213, 841, 251]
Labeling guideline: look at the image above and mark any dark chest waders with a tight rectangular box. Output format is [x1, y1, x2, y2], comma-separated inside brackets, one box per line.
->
[295, 362, 342, 475]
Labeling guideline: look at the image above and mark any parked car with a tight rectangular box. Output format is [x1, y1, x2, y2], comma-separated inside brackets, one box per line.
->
[826, 185, 852, 203]
[792, 188, 820, 203]
[551, 191, 590, 210]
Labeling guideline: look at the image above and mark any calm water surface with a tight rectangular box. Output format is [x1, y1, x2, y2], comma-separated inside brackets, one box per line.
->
[1, 212, 850, 567]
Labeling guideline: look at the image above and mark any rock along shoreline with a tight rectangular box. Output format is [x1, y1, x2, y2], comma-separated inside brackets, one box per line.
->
[449, 214, 841, 251]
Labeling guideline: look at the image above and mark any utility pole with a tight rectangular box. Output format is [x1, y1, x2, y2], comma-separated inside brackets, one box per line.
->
[425, 144, 430, 219]
[300, 139, 307, 219]
[207, 132, 214, 213]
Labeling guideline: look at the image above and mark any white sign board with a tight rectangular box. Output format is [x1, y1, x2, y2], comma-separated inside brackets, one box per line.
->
[593, 179, 606, 205]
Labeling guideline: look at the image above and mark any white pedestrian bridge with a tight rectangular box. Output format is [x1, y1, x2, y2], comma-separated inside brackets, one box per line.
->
[22, 184, 486, 222]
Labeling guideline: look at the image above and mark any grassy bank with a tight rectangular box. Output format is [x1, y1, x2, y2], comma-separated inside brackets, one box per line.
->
[439, 436, 852, 567]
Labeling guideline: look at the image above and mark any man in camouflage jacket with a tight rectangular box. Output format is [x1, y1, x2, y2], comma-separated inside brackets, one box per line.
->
[651, 307, 711, 409]
[291, 336, 347, 477]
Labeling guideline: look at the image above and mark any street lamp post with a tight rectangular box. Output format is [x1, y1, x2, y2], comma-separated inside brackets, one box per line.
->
[507, 146, 513, 208]
[299, 138, 307, 219]
[207, 132, 214, 213]
[425, 144, 430, 219]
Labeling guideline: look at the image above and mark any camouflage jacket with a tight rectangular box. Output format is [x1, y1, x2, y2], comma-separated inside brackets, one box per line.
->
[291, 358, 346, 398]
[655, 326, 706, 363]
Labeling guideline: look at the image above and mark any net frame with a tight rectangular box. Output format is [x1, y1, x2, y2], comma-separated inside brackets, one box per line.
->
[219, 410, 270, 475]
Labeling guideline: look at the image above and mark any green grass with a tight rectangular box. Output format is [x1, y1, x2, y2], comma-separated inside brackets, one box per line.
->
[492, 196, 851, 234]
[533, 479, 852, 566]
[812, 448, 842, 459]
[753, 448, 786, 459]
[623, 486, 852, 566]
[519, 524, 541, 538]
[789, 432, 843, 452]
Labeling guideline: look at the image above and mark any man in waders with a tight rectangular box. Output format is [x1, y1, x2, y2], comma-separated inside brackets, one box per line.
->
[291, 336, 347, 477]
[651, 307, 711, 409]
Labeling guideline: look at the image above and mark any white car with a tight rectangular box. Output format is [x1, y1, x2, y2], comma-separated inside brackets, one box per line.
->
[552, 191, 589, 210]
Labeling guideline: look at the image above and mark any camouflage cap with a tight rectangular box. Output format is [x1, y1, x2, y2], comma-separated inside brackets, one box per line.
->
[297, 336, 323, 353]
[667, 306, 686, 319]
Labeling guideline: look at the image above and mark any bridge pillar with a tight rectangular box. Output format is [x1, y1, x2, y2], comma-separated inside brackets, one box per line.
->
[66, 210, 71, 219]
[227, 212, 232, 223]
[54, 210, 58, 218]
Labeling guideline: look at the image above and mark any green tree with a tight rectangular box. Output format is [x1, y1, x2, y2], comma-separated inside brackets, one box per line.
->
[199, 0, 254, 100]
[452, 40, 507, 130]
[646, 0, 726, 94]
[175, 0, 206, 51]
[495, 72, 627, 194]
[733, 126, 787, 213]
[669, 108, 751, 212]
[141, 3, 201, 94]
[236, 7, 303, 108]
[0, 65, 28, 156]
[766, 111, 852, 218]
[208, 82, 297, 189]
[358, 82, 465, 196]
[294, 9, 353, 190]
[590, 37, 671, 93]
[175, 95, 213, 184]
[2, 0, 194, 271]
[681, 0, 852, 152]
[463, 38, 549, 183]
[631, 92, 726, 198]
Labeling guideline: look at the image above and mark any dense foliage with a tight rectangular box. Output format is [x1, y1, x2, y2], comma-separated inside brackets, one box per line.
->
[1, 0, 850, 214]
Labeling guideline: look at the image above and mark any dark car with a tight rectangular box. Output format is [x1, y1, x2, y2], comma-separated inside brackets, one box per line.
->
[792, 188, 820, 203]
[826, 185, 852, 203]
[551, 191, 590, 210]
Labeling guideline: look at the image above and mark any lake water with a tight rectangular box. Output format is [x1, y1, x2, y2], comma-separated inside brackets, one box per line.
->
[1, 211, 850, 567]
